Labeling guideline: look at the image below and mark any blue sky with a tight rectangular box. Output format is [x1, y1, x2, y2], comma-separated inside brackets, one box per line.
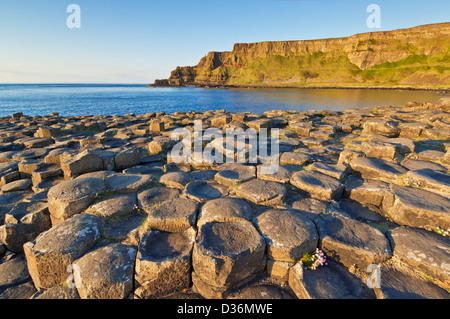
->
[0, 0, 449, 83]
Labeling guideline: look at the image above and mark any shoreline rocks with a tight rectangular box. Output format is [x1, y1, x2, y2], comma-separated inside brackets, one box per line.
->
[0, 99, 449, 299]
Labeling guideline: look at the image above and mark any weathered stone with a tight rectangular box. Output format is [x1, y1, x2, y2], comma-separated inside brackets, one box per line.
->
[256, 164, 300, 183]
[159, 171, 191, 188]
[47, 177, 106, 225]
[288, 197, 330, 220]
[0, 281, 37, 299]
[235, 179, 286, 206]
[23, 138, 53, 149]
[85, 193, 137, 220]
[401, 159, 447, 172]
[24, 214, 101, 289]
[146, 197, 198, 233]
[0, 255, 30, 293]
[338, 149, 365, 165]
[197, 197, 254, 228]
[288, 260, 375, 299]
[361, 140, 401, 160]
[61, 150, 103, 179]
[387, 227, 450, 283]
[0, 201, 51, 252]
[138, 187, 182, 212]
[403, 168, 450, 197]
[279, 152, 312, 166]
[214, 164, 256, 188]
[185, 180, 229, 202]
[362, 119, 400, 137]
[315, 214, 391, 268]
[374, 263, 450, 299]
[135, 228, 195, 298]
[308, 162, 348, 180]
[228, 284, 295, 299]
[382, 185, 450, 230]
[417, 149, 446, 162]
[149, 120, 165, 133]
[34, 285, 80, 299]
[148, 136, 174, 154]
[399, 122, 431, 139]
[44, 148, 75, 165]
[74, 243, 136, 299]
[192, 220, 266, 298]
[104, 173, 153, 194]
[1, 179, 32, 193]
[254, 209, 318, 263]
[114, 148, 140, 171]
[37, 126, 60, 139]
[344, 178, 390, 207]
[290, 170, 344, 201]
[31, 164, 63, 185]
[349, 157, 407, 182]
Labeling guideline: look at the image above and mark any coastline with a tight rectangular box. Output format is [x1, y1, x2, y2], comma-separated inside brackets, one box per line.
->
[148, 83, 450, 93]
[0, 99, 449, 300]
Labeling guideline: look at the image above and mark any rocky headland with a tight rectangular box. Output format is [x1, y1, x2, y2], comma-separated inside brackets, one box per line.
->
[151, 23, 450, 90]
[0, 98, 449, 300]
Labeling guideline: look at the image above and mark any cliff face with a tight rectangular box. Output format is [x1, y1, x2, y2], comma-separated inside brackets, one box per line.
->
[154, 23, 450, 89]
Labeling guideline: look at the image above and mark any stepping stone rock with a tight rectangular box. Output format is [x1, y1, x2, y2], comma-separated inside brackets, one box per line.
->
[288, 197, 330, 220]
[0, 255, 31, 293]
[74, 243, 136, 299]
[288, 260, 375, 299]
[401, 159, 448, 173]
[257, 164, 300, 183]
[349, 157, 407, 182]
[308, 162, 348, 180]
[0, 281, 37, 299]
[382, 185, 450, 230]
[185, 180, 229, 202]
[404, 168, 450, 197]
[228, 284, 295, 299]
[279, 152, 312, 165]
[114, 148, 140, 171]
[290, 170, 344, 201]
[362, 119, 400, 137]
[254, 209, 318, 263]
[135, 228, 196, 298]
[85, 193, 137, 220]
[1, 179, 32, 193]
[33, 286, 80, 299]
[146, 197, 198, 233]
[192, 220, 266, 298]
[47, 177, 106, 225]
[159, 171, 191, 188]
[61, 150, 103, 179]
[0, 201, 51, 252]
[361, 140, 400, 160]
[315, 214, 391, 268]
[104, 173, 153, 194]
[387, 226, 450, 283]
[24, 214, 101, 289]
[374, 263, 450, 299]
[214, 164, 256, 187]
[197, 197, 254, 228]
[137, 187, 182, 212]
[344, 178, 390, 207]
[235, 179, 286, 206]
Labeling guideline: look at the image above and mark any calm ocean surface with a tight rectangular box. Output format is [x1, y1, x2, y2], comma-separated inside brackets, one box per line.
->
[0, 84, 447, 117]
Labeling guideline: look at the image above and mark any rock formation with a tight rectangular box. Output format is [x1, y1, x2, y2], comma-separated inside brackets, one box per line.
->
[152, 23, 450, 89]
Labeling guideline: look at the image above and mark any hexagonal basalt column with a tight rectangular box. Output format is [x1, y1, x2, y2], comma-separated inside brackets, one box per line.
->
[192, 220, 266, 298]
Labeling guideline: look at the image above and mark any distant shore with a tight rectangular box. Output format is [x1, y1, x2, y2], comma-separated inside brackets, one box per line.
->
[148, 83, 450, 93]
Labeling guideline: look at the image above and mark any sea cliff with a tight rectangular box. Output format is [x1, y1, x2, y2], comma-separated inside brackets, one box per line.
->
[151, 23, 450, 90]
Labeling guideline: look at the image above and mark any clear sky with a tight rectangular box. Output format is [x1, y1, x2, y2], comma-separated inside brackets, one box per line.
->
[0, 0, 449, 83]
